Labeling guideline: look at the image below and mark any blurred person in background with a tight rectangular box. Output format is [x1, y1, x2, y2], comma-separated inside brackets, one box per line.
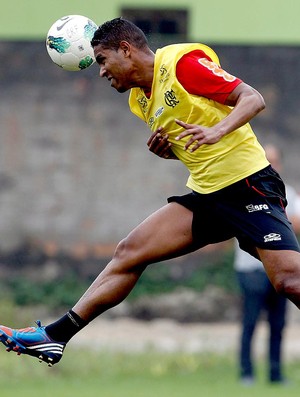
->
[234, 143, 300, 385]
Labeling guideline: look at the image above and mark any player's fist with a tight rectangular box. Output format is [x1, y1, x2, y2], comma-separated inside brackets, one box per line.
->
[147, 128, 177, 159]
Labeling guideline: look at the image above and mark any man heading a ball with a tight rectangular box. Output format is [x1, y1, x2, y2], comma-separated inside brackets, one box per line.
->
[0, 17, 299, 367]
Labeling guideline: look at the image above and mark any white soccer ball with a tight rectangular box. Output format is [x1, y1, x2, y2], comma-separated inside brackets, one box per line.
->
[46, 15, 98, 71]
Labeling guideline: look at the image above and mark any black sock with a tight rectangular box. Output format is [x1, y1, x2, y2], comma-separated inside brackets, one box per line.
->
[45, 310, 88, 343]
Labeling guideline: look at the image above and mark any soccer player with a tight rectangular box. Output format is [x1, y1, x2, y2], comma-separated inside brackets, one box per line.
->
[1, 17, 300, 366]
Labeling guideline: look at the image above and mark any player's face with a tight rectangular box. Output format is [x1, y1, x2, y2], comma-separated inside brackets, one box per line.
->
[94, 45, 133, 93]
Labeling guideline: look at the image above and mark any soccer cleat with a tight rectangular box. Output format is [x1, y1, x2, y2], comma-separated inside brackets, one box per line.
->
[0, 320, 66, 366]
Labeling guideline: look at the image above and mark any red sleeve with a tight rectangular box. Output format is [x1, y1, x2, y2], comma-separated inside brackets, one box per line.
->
[176, 50, 243, 104]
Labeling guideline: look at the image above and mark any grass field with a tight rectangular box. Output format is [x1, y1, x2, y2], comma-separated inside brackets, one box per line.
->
[1, 347, 300, 397]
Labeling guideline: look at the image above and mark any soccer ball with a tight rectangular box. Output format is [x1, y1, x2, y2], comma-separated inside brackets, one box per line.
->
[46, 15, 98, 71]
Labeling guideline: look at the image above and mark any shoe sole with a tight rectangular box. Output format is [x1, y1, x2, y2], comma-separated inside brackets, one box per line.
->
[0, 330, 59, 367]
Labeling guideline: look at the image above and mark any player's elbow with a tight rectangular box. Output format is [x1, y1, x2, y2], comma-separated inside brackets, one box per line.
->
[249, 87, 265, 115]
[244, 84, 266, 115]
[255, 91, 266, 113]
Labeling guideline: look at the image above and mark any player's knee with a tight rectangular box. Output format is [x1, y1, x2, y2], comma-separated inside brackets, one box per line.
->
[113, 235, 144, 268]
[272, 272, 300, 298]
[113, 237, 132, 261]
[272, 276, 287, 295]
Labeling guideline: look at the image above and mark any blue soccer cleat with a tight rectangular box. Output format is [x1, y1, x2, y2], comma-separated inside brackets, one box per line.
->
[0, 320, 65, 366]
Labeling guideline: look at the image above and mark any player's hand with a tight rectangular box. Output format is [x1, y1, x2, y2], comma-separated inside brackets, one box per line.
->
[147, 128, 178, 159]
[175, 119, 223, 152]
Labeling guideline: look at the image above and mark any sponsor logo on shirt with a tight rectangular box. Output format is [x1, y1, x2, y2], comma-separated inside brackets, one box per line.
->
[155, 106, 164, 118]
[198, 58, 236, 82]
[148, 107, 164, 128]
[159, 64, 170, 83]
[148, 117, 155, 128]
[137, 95, 148, 114]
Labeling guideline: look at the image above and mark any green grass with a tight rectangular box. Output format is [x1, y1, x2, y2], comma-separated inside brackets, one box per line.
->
[0, 347, 300, 396]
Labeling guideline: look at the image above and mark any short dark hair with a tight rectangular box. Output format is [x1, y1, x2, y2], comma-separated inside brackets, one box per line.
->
[91, 17, 149, 51]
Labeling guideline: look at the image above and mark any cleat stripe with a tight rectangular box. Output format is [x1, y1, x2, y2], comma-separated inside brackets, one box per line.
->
[34, 349, 63, 355]
[27, 346, 64, 353]
[27, 343, 64, 349]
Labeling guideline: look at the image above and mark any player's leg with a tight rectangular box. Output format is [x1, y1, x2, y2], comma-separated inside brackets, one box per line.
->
[72, 202, 195, 321]
[0, 202, 197, 365]
[257, 248, 300, 309]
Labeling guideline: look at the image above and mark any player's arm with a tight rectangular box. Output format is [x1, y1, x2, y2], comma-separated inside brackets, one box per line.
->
[174, 52, 265, 152]
[175, 82, 265, 152]
[222, 81, 265, 130]
[147, 127, 178, 159]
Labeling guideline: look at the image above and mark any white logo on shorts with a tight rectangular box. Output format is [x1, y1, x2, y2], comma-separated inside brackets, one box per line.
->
[264, 233, 281, 242]
[246, 204, 269, 212]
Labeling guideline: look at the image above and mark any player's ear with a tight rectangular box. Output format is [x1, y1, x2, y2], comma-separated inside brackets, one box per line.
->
[119, 41, 131, 57]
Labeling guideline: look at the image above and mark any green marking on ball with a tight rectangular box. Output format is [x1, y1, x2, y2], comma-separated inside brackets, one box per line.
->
[79, 56, 94, 70]
[47, 36, 71, 54]
[84, 20, 97, 40]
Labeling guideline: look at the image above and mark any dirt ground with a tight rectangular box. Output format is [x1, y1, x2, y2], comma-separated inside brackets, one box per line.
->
[70, 303, 300, 362]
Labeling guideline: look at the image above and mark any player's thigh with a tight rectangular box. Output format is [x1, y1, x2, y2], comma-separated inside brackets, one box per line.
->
[117, 202, 194, 265]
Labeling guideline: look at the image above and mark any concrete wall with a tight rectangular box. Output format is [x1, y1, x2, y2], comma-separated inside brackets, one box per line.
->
[0, 41, 300, 252]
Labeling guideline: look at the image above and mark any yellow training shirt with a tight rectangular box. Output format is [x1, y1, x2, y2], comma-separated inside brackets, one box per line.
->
[129, 43, 269, 194]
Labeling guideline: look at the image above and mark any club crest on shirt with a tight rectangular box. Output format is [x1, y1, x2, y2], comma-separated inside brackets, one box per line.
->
[164, 89, 179, 108]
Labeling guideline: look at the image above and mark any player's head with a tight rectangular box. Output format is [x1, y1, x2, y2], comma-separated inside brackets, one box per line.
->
[91, 17, 149, 51]
[91, 18, 152, 93]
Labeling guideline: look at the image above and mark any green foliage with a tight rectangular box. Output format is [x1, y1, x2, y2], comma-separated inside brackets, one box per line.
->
[129, 248, 238, 300]
[0, 273, 89, 312]
[0, 299, 36, 328]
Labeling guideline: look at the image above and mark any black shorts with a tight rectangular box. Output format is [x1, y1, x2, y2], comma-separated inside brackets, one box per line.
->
[168, 166, 300, 258]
